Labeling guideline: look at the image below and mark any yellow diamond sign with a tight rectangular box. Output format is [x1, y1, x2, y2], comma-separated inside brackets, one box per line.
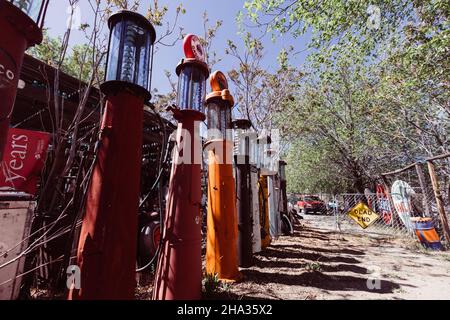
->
[347, 202, 379, 229]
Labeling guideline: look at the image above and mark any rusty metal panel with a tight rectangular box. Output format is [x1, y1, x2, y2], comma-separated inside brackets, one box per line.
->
[250, 168, 261, 253]
[0, 198, 36, 300]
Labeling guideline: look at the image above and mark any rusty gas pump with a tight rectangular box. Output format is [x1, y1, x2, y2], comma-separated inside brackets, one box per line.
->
[279, 160, 293, 235]
[249, 127, 261, 254]
[153, 34, 209, 300]
[232, 119, 255, 267]
[0, 0, 49, 160]
[69, 10, 156, 300]
[204, 71, 241, 281]
[257, 135, 271, 249]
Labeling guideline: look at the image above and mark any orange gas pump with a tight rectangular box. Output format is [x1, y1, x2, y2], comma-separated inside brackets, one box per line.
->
[204, 71, 241, 282]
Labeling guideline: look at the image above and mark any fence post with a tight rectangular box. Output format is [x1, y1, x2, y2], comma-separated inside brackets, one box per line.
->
[380, 175, 396, 216]
[415, 163, 431, 217]
[427, 160, 450, 244]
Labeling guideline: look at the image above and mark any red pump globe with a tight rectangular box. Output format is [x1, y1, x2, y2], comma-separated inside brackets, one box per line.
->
[183, 34, 205, 61]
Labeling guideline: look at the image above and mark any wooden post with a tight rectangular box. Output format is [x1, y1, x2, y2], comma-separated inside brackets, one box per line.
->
[415, 163, 431, 217]
[427, 160, 450, 244]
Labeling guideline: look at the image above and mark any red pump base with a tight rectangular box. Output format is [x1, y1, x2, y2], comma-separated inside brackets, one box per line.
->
[68, 91, 144, 300]
[153, 109, 204, 300]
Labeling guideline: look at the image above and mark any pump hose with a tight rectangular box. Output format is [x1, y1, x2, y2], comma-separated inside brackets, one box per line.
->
[136, 108, 170, 272]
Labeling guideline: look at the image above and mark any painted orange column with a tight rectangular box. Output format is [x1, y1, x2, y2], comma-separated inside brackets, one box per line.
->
[205, 140, 241, 282]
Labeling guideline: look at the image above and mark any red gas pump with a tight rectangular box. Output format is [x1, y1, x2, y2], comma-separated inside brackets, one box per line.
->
[69, 11, 156, 300]
[0, 0, 48, 160]
[153, 34, 209, 300]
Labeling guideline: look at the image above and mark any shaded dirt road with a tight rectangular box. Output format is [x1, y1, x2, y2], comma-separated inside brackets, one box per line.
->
[225, 214, 450, 300]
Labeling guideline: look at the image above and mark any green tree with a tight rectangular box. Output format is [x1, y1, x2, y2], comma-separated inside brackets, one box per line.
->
[243, 0, 449, 193]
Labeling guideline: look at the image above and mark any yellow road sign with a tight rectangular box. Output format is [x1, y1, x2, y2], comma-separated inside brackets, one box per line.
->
[347, 202, 379, 229]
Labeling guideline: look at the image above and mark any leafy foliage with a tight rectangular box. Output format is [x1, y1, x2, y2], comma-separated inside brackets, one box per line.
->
[243, 0, 450, 193]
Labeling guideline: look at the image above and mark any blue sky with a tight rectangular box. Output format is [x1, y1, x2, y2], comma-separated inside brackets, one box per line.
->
[44, 0, 310, 95]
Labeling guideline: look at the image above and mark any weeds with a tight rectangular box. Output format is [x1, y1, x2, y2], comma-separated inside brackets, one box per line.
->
[306, 262, 323, 272]
[202, 273, 233, 299]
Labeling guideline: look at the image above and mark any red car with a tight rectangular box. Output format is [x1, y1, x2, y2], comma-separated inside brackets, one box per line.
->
[297, 195, 328, 215]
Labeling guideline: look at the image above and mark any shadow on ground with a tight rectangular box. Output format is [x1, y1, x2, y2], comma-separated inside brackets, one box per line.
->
[227, 223, 406, 299]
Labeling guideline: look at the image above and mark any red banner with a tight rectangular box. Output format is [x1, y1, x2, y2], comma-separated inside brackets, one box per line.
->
[0, 128, 51, 196]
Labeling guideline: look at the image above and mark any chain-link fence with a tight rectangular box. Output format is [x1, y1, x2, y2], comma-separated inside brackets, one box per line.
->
[331, 189, 449, 246]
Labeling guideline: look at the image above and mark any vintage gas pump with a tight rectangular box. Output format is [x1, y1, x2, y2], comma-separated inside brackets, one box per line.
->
[257, 135, 271, 249]
[204, 71, 241, 281]
[232, 119, 256, 267]
[69, 11, 156, 300]
[278, 160, 292, 235]
[153, 34, 209, 300]
[0, 0, 48, 160]
[249, 127, 261, 254]
[266, 148, 281, 239]
[279, 161, 288, 213]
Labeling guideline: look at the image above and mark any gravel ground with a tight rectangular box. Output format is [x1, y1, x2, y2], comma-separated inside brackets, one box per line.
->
[223, 214, 450, 300]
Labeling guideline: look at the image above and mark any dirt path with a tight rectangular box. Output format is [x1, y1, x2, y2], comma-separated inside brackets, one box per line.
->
[225, 214, 450, 300]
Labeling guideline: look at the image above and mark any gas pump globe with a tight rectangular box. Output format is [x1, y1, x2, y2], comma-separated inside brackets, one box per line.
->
[259, 135, 278, 176]
[232, 119, 257, 165]
[9, 0, 48, 23]
[206, 71, 233, 141]
[103, 10, 156, 101]
[176, 35, 209, 112]
[266, 149, 278, 174]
